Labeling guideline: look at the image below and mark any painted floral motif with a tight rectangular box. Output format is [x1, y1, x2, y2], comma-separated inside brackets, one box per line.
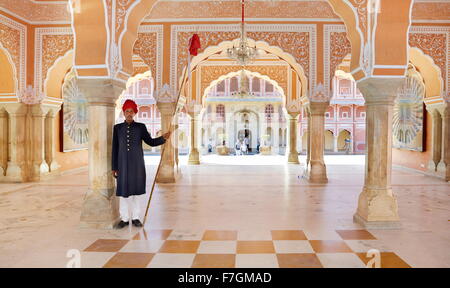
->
[133, 32, 158, 81]
[0, 22, 20, 77]
[146, 0, 338, 20]
[329, 32, 351, 84]
[248, 31, 310, 77]
[177, 30, 310, 87]
[42, 34, 74, 88]
[115, 0, 134, 39]
[0, 0, 70, 22]
[349, 0, 367, 39]
[409, 33, 446, 89]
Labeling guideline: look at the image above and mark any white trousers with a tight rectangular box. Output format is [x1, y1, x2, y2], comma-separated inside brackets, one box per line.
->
[119, 195, 143, 222]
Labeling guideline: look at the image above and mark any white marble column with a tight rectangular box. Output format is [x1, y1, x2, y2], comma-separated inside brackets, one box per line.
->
[45, 107, 61, 172]
[0, 109, 8, 175]
[443, 103, 450, 182]
[305, 102, 329, 183]
[188, 111, 200, 165]
[156, 101, 176, 183]
[78, 79, 124, 229]
[297, 130, 302, 155]
[2, 103, 27, 182]
[427, 108, 443, 172]
[30, 104, 50, 181]
[353, 78, 403, 228]
[287, 112, 300, 164]
[333, 135, 339, 153]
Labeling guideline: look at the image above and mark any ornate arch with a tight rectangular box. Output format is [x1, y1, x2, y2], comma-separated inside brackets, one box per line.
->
[44, 49, 74, 102]
[409, 47, 443, 100]
[202, 69, 287, 108]
[182, 38, 308, 99]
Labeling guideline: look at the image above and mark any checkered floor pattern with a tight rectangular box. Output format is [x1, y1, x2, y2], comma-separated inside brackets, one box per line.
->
[82, 229, 411, 268]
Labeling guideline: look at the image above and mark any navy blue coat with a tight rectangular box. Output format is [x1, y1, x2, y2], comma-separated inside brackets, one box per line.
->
[112, 120, 166, 198]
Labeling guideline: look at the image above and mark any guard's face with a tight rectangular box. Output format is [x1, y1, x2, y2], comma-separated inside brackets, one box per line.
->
[124, 108, 135, 122]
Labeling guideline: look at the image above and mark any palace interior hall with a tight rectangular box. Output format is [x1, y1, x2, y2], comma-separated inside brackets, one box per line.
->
[0, 0, 449, 268]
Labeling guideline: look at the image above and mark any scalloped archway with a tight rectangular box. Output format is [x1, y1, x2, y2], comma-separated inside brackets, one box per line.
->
[181, 38, 308, 98]
[202, 69, 287, 108]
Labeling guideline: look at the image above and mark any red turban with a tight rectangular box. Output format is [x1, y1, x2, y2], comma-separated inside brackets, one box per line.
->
[122, 99, 138, 113]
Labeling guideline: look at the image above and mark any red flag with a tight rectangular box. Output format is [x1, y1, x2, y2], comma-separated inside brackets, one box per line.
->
[189, 34, 201, 56]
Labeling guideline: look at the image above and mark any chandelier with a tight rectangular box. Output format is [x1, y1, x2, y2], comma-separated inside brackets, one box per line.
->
[227, 0, 258, 66]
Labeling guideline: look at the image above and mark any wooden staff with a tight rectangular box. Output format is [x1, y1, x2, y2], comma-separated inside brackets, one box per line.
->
[142, 66, 188, 225]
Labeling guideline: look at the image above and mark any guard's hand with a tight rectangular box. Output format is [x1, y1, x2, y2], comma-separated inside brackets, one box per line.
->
[163, 131, 171, 140]
[112, 170, 118, 178]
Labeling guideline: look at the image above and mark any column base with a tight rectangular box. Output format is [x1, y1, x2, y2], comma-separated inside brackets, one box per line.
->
[445, 164, 450, 182]
[354, 187, 400, 229]
[79, 188, 120, 229]
[437, 161, 446, 174]
[156, 164, 176, 183]
[188, 150, 200, 165]
[2, 162, 25, 182]
[49, 161, 60, 172]
[31, 161, 50, 181]
[306, 160, 328, 183]
[287, 152, 300, 164]
[353, 213, 401, 230]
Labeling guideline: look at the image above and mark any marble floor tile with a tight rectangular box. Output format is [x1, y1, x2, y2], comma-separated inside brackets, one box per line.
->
[273, 240, 315, 254]
[147, 253, 195, 268]
[84, 239, 129, 252]
[336, 230, 377, 240]
[309, 240, 353, 253]
[158, 240, 200, 253]
[197, 241, 237, 254]
[235, 254, 279, 268]
[119, 240, 165, 253]
[79, 252, 116, 268]
[316, 253, 366, 268]
[103, 252, 154, 268]
[276, 253, 323, 268]
[191, 254, 235, 268]
[236, 241, 276, 254]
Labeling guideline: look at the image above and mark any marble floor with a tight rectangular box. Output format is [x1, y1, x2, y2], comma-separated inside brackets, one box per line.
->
[0, 155, 449, 268]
